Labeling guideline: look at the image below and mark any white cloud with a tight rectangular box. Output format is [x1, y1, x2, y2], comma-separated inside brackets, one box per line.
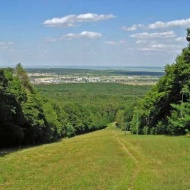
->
[135, 40, 148, 45]
[134, 38, 183, 53]
[130, 31, 176, 39]
[80, 31, 102, 38]
[105, 40, 126, 46]
[65, 33, 77, 39]
[138, 43, 181, 52]
[77, 13, 115, 22]
[151, 44, 180, 49]
[44, 15, 76, 27]
[0, 42, 14, 46]
[105, 41, 117, 45]
[148, 18, 190, 29]
[0, 41, 14, 50]
[123, 18, 190, 33]
[119, 40, 126, 44]
[44, 13, 115, 27]
[175, 37, 185, 42]
[121, 24, 143, 31]
[45, 37, 57, 42]
[61, 31, 103, 40]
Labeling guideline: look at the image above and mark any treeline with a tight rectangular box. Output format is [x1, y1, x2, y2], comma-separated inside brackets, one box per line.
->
[0, 64, 113, 147]
[5, 43, 190, 147]
[2, 41, 189, 149]
[129, 42, 190, 135]
[36, 83, 150, 134]
[0, 64, 61, 147]
[1, 65, 149, 147]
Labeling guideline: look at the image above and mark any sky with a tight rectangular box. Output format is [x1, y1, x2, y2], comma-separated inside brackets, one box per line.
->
[0, 0, 190, 68]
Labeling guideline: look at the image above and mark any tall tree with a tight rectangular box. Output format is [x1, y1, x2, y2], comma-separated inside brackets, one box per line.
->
[130, 29, 190, 135]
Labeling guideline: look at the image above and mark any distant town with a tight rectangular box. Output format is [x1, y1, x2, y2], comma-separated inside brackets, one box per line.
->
[27, 68, 164, 85]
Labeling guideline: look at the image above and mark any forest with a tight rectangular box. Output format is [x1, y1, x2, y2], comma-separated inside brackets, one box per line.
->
[1, 30, 190, 148]
[0, 63, 150, 147]
[130, 41, 190, 135]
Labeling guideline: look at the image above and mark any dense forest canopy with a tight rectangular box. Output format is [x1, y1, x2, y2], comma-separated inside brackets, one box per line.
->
[0, 64, 61, 147]
[130, 30, 190, 135]
[0, 64, 150, 147]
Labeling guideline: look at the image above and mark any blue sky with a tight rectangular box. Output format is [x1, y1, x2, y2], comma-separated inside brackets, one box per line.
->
[0, 0, 190, 68]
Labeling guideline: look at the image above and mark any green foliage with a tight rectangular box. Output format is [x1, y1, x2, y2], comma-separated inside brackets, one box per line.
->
[36, 83, 149, 137]
[0, 68, 26, 146]
[0, 64, 64, 147]
[0, 64, 150, 147]
[131, 34, 190, 135]
[115, 110, 125, 129]
[42, 100, 62, 139]
[65, 123, 76, 137]
[167, 102, 190, 135]
[123, 105, 134, 131]
[15, 63, 35, 93]
[130, 108, 141, 134]
[115, 106, 135, 131]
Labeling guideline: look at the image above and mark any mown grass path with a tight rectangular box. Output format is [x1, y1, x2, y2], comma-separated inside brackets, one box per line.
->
[1, 125, 190, 190]
[115, 138, 139, 190]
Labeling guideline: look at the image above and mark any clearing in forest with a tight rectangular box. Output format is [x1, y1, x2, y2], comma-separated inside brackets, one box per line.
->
[0, 124, 190, 190]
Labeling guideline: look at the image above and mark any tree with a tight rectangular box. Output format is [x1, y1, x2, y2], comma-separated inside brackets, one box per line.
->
[167, 102, 190, 135]
[115, 110, 125, 129]
[0, 65, 65, 147]
[65, 123, 75, 138]
[15, 63, 35, 93]
[0, 68, 26, 147]
[131, 29, 190, 135]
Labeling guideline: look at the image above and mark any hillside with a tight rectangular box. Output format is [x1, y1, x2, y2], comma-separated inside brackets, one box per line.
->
[0, 64, 64, 147]
[0, 65, 150, 148]
[1, 125, 190, 190]
[130, 37, 190, 135]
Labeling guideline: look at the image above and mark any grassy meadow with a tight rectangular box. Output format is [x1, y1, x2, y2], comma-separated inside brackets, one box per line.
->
[0, 124, 190, 190]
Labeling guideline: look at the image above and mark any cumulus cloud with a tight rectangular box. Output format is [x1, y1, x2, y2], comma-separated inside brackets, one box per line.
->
[148, 18, 190, 29]
[61, 31, 103, 40]
[134, 38, 183, 53]
[121, 24, 143, 31]
[80, 31, 102, 38]
[43, 13, 115, 27]
[122, 18, 190, 33]
[130, 31, 176, 39]
[77, 13, 115, 22]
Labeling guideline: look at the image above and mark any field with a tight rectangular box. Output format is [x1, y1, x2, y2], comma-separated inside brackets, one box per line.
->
[1, 124, 190, 190]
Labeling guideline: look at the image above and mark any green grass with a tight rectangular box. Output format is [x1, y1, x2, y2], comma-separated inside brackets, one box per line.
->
[0, 125, 190, 190]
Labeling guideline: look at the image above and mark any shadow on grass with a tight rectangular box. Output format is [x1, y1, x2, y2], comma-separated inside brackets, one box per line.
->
[0, 147, 21, 157]
[0, 140, 62, 158]
[0, 127, 109, 157]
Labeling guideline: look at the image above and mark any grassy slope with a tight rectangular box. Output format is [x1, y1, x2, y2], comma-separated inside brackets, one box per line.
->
[0, 125, 190, 190]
